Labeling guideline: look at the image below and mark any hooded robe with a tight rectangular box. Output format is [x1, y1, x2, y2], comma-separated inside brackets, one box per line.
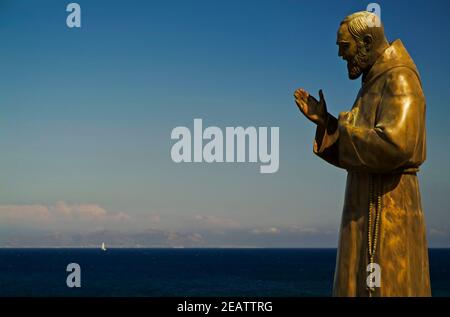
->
[314, 39, 431, 296]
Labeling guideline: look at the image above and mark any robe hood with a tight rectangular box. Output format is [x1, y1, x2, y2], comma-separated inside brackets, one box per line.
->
[363, 39, 420, 87]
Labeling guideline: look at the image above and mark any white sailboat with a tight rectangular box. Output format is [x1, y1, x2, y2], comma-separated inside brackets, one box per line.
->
[101, 242, 107, 251]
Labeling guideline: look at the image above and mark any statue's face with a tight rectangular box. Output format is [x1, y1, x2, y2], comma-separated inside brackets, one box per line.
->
[337, 24, 370, 80]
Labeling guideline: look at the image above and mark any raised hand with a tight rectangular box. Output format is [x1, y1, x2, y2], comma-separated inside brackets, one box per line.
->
[294, 89, 328, 127]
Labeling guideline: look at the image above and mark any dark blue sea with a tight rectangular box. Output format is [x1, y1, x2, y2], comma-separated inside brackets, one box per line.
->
[0, 248, 449, 297]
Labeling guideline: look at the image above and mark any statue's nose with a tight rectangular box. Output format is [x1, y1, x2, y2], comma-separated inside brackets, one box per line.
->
[338, 48, 347, 60]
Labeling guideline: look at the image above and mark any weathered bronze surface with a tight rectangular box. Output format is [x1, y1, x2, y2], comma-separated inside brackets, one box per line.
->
[294, 11, 431, 297]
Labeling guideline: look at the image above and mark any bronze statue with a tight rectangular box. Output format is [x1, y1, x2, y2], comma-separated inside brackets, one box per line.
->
[294, 11, 431, 296]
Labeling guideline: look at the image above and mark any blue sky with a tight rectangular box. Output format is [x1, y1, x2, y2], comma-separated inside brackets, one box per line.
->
[0, 0, 450, 247]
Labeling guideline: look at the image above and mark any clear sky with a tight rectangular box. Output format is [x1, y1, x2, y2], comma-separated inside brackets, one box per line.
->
[1, 0, 449, 247]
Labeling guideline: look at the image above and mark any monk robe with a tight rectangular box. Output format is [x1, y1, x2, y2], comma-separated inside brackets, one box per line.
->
[314, 39, 431, 296]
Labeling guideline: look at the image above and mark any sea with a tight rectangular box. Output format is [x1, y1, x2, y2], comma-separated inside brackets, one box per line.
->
[0, 248, 449, 297]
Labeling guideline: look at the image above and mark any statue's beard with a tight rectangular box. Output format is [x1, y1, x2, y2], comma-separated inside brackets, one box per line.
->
[347, 45, 370, 80]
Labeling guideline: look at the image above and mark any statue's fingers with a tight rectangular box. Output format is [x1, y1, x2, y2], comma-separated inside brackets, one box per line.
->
[300, 90, 309, 98]
[294, 98, 303, 108]
[297, 101, 308, 114]
[295, 95, 307, 106]
[295, 89, 307, 97]
[294, 89, 305, 99]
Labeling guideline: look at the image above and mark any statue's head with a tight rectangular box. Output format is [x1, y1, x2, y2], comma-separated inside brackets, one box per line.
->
[337, 11, 388, 80]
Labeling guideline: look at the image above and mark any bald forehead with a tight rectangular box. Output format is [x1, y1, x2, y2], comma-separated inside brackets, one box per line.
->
[337, 23, 352, 44]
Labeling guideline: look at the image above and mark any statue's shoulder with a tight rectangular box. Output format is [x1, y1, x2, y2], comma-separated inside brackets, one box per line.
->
[383, 66, 423, 96]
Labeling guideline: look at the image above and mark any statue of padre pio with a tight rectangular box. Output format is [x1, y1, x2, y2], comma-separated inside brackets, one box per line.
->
[294, 11, 431, 296]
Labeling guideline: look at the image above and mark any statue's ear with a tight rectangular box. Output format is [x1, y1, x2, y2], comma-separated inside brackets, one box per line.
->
[363, 34, 373, 51]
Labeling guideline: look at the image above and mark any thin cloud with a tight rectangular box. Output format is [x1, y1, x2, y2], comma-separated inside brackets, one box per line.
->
[251, 227, 280, 235]
[194, 214, 241, 229]
[430, 227, 448, 237]
[0, 201, 132, 229]
[0, 204, 51, 223]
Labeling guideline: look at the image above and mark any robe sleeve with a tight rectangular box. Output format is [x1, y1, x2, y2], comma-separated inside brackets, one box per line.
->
[313, 113, 341, 168]
[337, 67, 425, 173]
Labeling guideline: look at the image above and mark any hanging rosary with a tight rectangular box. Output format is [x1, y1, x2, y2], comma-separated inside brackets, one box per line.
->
[367, 174, 382, 296]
